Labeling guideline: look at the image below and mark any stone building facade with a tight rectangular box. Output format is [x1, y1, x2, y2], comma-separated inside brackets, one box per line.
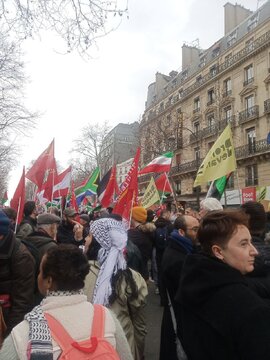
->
[140, 1, 270, 208]
[99, 122, 139, 176]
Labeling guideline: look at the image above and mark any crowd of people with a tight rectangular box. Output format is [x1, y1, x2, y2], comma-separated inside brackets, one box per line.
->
[1, 197, 270, 359]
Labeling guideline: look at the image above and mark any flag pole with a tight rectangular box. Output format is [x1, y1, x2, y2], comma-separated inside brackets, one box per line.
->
[160, 173, 168, 205]
[50, 169, 55, 213]
[128, 191, 135, 229]
[14, 196, 21, 233]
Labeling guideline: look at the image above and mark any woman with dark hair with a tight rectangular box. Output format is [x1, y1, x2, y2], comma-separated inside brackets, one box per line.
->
[0, 245, 132, 359]
[84, 217, 148, 360]
[176, 209, 270, 360]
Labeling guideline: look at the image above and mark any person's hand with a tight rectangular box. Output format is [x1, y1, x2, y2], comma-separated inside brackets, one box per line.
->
[84, 233, 93, 253]
[71, 220, 84, 241]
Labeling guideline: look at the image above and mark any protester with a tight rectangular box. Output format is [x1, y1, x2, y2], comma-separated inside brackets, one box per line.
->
[128, 206, 155, 281]
[2, 207, 17, 231]
[16, 201, 37, 239]
[177, 210, 270, 360]
[57, 208, 85, 246]
[85, 217, 148, 360]
[154, 209, 173, 299]
[0, 245, 133, 359]
[160, 214, 199, 360]
[0, 210, 35, 340]
[199, 197, 223, 219]
[79, 213, 90, 236]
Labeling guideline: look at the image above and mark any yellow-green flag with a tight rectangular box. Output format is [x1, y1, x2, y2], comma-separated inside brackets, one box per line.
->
[194, 125, 236, 187]
[141, 177, 160, 208]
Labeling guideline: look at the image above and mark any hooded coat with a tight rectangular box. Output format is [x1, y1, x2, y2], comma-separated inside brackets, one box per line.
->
[176, 253, 270, 360]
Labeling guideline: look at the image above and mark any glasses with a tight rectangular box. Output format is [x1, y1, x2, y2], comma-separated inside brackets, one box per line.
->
[186, 227, 199, 232]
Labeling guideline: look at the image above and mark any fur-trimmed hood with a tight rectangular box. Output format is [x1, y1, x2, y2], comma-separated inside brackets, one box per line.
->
[138, 222, 156, 233]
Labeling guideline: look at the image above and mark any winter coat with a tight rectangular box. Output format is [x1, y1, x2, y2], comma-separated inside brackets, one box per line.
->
[84, 265, 148, 360]
[57, 221, 84, 246]
[26, 230, 57, 261]
[16, 216, 37, 240]
[0, 230, 35, 336]
[0, 293, 133, 360]
[176, 253, 270, 360]
[128, 222, 155, 280]
[159, 230, 193, 360]
[154, 217, 173, 255]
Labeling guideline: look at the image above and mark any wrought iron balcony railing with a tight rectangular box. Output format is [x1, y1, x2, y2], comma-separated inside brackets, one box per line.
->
[238, 105, 259, 124]
[245, 178, 258, 187]
[264, 99, 270, 114]
[170, 159, 202, 175]
[222, 89, 232, 97]
[234, 139, 270, 159]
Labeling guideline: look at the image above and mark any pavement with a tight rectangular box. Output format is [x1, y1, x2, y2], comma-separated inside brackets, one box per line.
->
[144, 282, 164, 360]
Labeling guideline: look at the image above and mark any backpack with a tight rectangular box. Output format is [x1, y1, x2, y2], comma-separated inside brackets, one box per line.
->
[44, 304, 120, 360]
[154, 227, 168, 252]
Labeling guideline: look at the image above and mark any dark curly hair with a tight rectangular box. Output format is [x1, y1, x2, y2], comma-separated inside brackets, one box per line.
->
[42, 244, 90, 291]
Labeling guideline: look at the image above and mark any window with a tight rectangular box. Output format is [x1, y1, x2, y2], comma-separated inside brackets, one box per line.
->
[246, 37, 254, 52]
[225, 53, 233, 65]
[194, 97, 200, 112]
[196, 75, 202, 83]
[224, 106, 232, 122]
[193, 121, 200, 135]
[199, 56, 206, 68]
[245, 95, 254, 110]
[244, 64, 254, 86]
[194, 147, 200, 161]
[223, 78, 232, 96]
[207, 113, 215, 128]
[245, 164, 258, 186]
[160, 102, 164, 111]
[247, 127, 256, 154]
[247, 13, 259, 32]
[210, 64, 218, 77]
[175, 180, 181, 194]
[212, 47, 220, 58]
[227, 29, 237, 47]
[207, 89, 215, 105]
[182, 70, 188, 81]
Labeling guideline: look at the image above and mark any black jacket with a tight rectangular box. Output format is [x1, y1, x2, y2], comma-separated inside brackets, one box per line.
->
[0, 230, 35, 335]
[57, 221, 84, 246]
[26, 230, 57, 261]
[176, 254, 270, 360]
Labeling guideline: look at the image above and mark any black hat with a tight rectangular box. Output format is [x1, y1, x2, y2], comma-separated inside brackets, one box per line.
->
[37, 213, 61, 225]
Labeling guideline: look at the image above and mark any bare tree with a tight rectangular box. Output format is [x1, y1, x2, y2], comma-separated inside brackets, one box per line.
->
[0, 0, 128, 55]
[71, 121, 110, 181]
[0, 35, 36, 195]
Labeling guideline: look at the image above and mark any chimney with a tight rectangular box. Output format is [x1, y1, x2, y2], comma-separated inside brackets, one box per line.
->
[182, 45, 200, 70]
[224, 2, 253, 35]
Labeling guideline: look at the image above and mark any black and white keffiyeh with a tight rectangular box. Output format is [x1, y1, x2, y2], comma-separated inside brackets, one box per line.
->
[25, 290, 83, 360]
[90, 218, 127, 306]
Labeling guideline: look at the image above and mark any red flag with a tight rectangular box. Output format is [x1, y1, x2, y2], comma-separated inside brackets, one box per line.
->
[97, 166, 118, 208]
[41, 158, 57, 200]
[70, 181, 79, 212]
[52, 166, 72, 198]
[10, 167, 25, 224]
[113, 148, 140, 221]
[155, 173, 173, 193]
[26, 140, 56, 189]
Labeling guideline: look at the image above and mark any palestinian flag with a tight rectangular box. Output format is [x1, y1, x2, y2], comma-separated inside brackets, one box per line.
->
[139, 152, 173, 175]
[97, 166, 118, 208]
[206, 173, 232, 200]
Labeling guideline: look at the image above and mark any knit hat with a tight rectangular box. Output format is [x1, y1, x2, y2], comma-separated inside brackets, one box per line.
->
[0, 210, 10, 235]
[37, 213, 61, 225]
[131, 206, 147, 223]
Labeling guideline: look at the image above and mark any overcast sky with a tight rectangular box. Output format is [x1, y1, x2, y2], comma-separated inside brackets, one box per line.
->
[9, 0, 259, 196]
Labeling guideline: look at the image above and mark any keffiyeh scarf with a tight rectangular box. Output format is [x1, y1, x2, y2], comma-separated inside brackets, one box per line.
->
[25, 290, 83, 360]
[90, 218, 127, 306]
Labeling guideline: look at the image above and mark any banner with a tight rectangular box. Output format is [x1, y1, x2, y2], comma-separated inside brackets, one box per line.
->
[141, 177, 160, 208]
[242, 187, 256, 204]
[194, 125, 236, 187]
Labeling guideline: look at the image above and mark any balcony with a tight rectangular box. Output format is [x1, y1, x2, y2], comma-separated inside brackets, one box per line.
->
[170, 158, 202, 176]
[235, 139, 270, 159]
[189, 131, 202, 143]
[218, 116, 236, 131]
[207, 99, 215, 106]
[243, 77, 254, 87]
[202, 124, 218, 138]
[238, 105, 259, 124]
[222, 89, 232, 97]
[193, 107, 200, 114]
[264, 99, 270, 114]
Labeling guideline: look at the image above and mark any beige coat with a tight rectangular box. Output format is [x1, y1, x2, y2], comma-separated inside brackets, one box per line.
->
[84, 263, 148, 360]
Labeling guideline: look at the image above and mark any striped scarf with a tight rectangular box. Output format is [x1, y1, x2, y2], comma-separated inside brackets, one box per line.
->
[25, 290, 82, 360]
